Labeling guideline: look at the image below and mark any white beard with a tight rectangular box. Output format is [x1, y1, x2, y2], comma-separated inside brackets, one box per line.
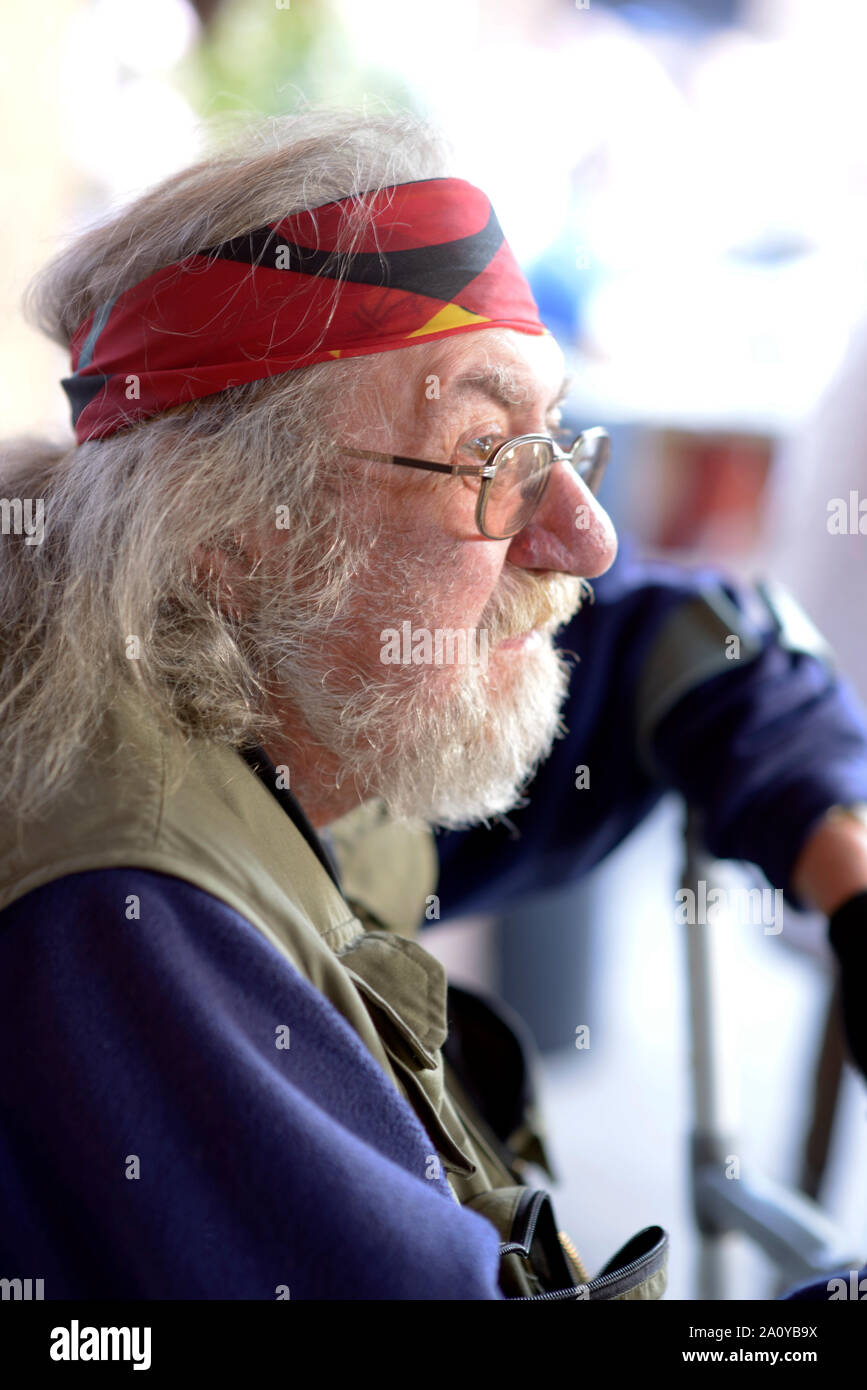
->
[275, 549, 589, 829]
[354, 628, 574, 827]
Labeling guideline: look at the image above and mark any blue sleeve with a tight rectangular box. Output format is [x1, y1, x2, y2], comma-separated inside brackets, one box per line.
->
[0, 868, 503, 1300]
[652, 642, 867, 903]
[779, 1266, 867, 1301]
[433, 543, 867, 919]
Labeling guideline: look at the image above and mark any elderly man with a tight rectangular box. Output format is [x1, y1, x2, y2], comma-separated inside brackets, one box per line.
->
[1, 110, 867, 1302]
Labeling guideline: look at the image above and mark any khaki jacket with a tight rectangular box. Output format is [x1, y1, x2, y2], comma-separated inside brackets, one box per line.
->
[0, 688, 666, 1299]
[0, 688, 560, 1296]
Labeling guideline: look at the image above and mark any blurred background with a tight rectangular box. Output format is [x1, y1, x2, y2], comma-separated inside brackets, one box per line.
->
[6, 0, 867, 1299]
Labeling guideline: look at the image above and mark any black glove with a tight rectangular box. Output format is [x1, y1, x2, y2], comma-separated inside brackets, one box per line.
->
[828, 890, 867, 1080]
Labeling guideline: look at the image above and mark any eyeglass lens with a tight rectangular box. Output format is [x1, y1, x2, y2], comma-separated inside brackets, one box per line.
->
[482, 433, 610, 539]
[482, 440, 551, 538]
[571, 431, 610, 496]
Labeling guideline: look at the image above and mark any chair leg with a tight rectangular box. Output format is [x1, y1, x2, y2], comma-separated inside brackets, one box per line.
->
[799, 976, 846, 1200]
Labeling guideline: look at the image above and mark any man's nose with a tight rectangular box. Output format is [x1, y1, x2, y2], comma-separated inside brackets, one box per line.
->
[504, 458, 618, 576]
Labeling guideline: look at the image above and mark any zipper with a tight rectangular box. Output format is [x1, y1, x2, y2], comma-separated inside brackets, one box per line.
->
[505, 1229, 667, 1301]
[497, 1187, 547, 1257]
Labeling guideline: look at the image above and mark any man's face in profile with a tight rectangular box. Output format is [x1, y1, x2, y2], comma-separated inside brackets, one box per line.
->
[264, 327, 618, 827]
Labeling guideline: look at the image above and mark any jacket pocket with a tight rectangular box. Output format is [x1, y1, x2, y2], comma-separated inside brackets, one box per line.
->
[468, 1187, 669, 1301]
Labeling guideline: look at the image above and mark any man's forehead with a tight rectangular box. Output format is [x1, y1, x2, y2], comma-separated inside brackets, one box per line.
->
[412, 333, 567, 410]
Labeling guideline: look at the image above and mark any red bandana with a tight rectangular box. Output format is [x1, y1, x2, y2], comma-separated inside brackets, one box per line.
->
[61, 177, 547, 443]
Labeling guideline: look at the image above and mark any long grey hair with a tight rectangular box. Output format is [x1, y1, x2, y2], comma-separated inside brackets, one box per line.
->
[0, 109, 451, 821]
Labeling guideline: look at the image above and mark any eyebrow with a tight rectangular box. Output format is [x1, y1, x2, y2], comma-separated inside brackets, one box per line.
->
[434, 367, 572, 414]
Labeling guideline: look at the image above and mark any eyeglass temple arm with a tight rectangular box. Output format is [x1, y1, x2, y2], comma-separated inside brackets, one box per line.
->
[340, 447, 493, 478]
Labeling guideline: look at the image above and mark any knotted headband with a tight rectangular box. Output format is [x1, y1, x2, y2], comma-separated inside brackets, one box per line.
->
[61, 177, 547, 443]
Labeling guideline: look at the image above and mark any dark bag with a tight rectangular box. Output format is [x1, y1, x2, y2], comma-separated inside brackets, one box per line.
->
[444, 983, 669, 1300]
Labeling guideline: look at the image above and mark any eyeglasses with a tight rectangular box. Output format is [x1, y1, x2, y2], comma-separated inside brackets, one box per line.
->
[339, 427, 611, 540]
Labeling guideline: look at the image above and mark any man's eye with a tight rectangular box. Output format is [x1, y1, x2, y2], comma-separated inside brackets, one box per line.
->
[460, 435, 501, 460]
